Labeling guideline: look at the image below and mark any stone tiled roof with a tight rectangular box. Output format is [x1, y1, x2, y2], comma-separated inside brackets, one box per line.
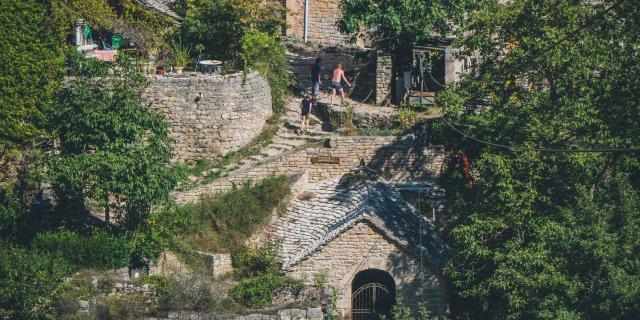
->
[135, 0, 182, 20]
[272, 178, 449, 270]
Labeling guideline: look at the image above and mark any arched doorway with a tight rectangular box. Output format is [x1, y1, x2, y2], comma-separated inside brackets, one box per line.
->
[352, 269, 396, 320]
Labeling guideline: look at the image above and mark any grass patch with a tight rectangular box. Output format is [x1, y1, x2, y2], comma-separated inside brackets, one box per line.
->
[164, 175, 291, 253]
[179, 114, 281, 189]
[357, 127, 404, 136]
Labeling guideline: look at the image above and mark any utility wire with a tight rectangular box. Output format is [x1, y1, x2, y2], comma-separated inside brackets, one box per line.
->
[440, 117, 640, 153]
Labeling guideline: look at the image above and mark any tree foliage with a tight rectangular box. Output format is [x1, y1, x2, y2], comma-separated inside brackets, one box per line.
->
[47, 0, 117, 39]
[176, 0, 285, 62]
[438, 0, 640, 319]
[241, 31, 292, 113]
[48, 54, 181, 230]
[339, 0, 477, 67]
[0, 244, 71, 320]
[0, 0, 62, 154]
[0, 0, 62, 241]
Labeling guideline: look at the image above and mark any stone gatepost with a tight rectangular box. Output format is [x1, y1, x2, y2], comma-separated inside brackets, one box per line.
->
[375, 53, 392, 105]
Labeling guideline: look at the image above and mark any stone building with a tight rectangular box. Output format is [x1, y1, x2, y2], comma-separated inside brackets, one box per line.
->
[264, 175, 449, 319]
[285, 0, 353, 46]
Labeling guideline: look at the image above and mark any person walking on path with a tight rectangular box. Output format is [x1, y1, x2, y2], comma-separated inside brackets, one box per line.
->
[300, 94, 313, 134]
[329, 63, 351, 107]
[310, 57, 322, 99]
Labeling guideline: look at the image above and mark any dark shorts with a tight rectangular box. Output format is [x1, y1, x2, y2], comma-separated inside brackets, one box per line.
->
[331, 82, 343, 90]
[301, 106, 310, 116]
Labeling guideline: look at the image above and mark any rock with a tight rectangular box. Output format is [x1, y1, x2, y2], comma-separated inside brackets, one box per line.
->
[140, 284, 150, 292]
[168, 312, 179, 319]
[307, 307, 323, 319]
[289, 309, 306, 320]
[78, 300, 90, 310]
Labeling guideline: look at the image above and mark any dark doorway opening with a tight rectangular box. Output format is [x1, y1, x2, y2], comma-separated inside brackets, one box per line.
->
[352, 269, 396, 320]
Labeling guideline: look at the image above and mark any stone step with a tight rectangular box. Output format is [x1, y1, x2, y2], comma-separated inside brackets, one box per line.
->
[249, 154, 268, 162]
[263, 148, 284, 157]
[276, 132, 325, 141]
[269, 143, 294, 150]
[272, 138, 307, 147]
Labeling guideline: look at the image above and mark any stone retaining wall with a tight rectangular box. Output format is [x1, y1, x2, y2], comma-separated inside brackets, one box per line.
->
[175, 135, 445, 203]
[313, 103, 396, 129]
[143, 72, 272, 162]
[146, 308, 323, 320]
[151, 251, 233, 279]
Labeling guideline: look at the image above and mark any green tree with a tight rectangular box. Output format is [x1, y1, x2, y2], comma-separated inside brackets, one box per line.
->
[48, 54, 181, 230]
[437, 0, 640, 319]
[338, 0, 477, 73]
[0, 244, 71, 320]
[46, 0, 117, 39]
[0, 0, 63, 240]
[177, 0, 285, 63]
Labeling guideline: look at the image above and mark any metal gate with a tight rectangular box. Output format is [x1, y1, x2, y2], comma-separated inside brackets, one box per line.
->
[352, 282, 393, 320]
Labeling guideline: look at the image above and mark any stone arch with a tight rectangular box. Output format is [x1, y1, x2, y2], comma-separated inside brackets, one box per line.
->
[351, 269, 396, 320]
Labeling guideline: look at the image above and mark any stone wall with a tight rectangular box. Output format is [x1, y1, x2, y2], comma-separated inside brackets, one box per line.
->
[285, 0, 352, 46]
[175, 136, 445, 203]
[151, 251, 233, 279]
[146, 308, 323, 320]
[375, 54, 392, 105]
[142, 72, 272, 162]
[444, 47, 465, 84]
[288, 221, 447, 319]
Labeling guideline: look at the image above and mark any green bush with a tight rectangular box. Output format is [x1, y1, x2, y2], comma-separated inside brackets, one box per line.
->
[241, 30, 292, 113]
[154, 275, 216, 311]
[396, 108, 417, 130]
[177, 0, 284, 63]
[232, 243, 280, 279]
[32, 230, 130, 269]
[229, 273, 303, 309]
[94, 293, 146, 320]
[0, 244, 71, 320]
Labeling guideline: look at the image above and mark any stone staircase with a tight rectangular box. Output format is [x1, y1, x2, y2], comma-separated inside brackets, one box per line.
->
[178, 96, 332, 198]
[176, 43, 398, 201]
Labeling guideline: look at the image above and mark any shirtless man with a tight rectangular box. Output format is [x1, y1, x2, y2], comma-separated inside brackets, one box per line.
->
[329, 64, 351, 107]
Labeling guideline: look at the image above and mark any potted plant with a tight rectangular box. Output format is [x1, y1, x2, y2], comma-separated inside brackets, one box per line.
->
[170, 40, 190, 75]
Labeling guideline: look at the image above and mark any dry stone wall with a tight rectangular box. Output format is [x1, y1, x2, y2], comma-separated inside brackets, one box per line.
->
[142, 72, 272, 162]
[175, 135, 444, 203]
[146, 308, 323, 320]
[288, 221, 447, 318]
[375, 54, 393, 105]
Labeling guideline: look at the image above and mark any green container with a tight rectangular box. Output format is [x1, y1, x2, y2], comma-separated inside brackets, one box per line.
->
[111, 34, 122, 49]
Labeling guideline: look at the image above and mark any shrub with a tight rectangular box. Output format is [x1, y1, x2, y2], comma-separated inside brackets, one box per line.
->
[32, 230, 130, 269]
[232, 243, 280, 279]
[94, 293, 146, 320]
[229, 273, 303, 309]
[177, 0, 285, 63]
[153, 275, 216, 311]
[396, 108, 417, 130]
[313, 270, 329, 287]
[0, 244, 71, 319]
[241, 30, 292, 113]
